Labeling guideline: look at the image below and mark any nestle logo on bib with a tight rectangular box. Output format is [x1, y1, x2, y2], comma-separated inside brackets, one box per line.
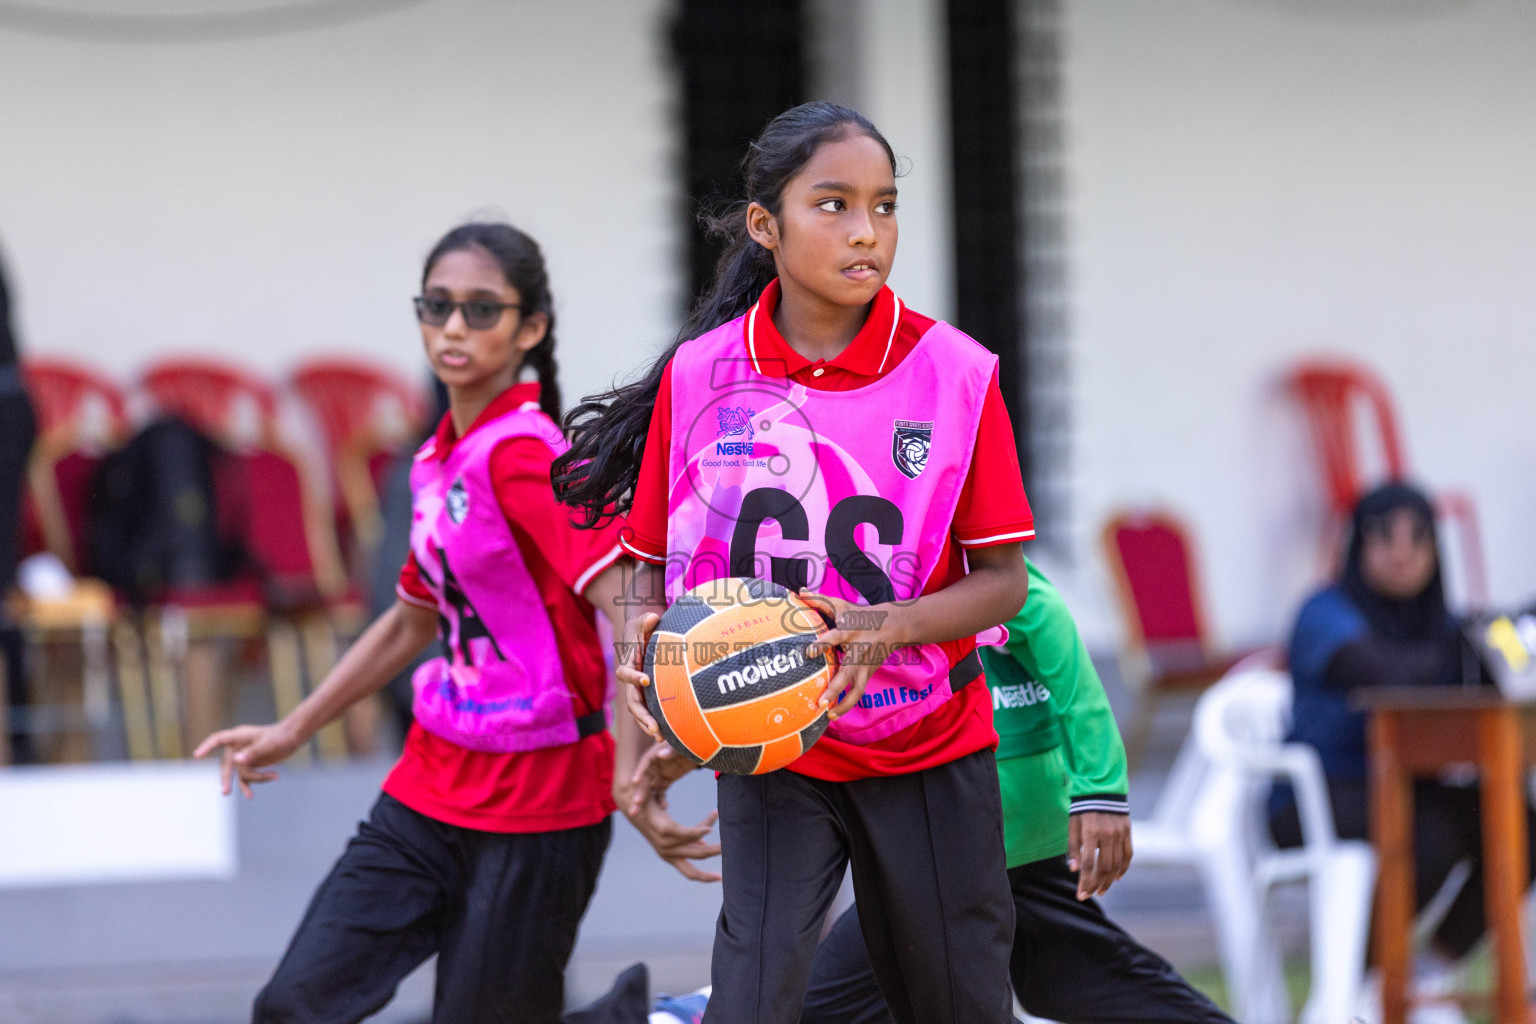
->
[716, 405, 756, 457]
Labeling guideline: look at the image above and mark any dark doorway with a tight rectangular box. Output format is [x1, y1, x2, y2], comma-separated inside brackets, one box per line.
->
[948, 0, 1023, 461]
[672, 0, 805, 307]
[949, 0, 1069, 539]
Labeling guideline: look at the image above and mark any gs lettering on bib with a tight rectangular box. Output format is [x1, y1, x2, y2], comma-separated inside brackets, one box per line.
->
[665, 305, 996, 745]
[408, 403, 604, 752]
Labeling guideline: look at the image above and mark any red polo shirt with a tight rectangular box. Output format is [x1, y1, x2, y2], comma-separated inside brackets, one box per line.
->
[624, 281, 1034, 780]
[385, 383, 626, 832]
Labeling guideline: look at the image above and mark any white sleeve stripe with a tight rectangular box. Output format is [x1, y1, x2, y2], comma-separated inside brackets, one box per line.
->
[1069, 799, 1130, 815]
[395, 585, 436, 610]
[619, 534, 665, 564]
[957, 528, 1037, 547]
[574, 543, 625, 595]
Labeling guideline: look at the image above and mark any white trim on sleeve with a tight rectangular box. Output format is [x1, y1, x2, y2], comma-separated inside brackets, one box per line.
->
[619, 533, 666, 566]
[956, 527, 1037, 547]
[574, 542, 626, 596]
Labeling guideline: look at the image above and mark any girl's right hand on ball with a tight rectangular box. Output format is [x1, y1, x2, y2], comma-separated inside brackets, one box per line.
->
[616, 612, 662, 741]
[194, 721, 304, 799]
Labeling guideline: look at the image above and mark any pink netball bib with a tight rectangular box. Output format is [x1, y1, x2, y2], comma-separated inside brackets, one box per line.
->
[665, 304, 996, 744]
[408, 402, 607, 752]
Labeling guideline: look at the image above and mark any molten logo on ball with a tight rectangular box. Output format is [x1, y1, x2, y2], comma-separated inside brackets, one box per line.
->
[715, 646, 809, 695]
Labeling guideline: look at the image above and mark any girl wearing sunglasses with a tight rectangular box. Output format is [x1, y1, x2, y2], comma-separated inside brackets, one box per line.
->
[196, 222, 671, 1023]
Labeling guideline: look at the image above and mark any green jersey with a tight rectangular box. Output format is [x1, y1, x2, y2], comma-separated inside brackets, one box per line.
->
[982, 559, 1129, 868]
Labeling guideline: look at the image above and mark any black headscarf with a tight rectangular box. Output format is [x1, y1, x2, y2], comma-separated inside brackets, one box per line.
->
[1340, 482, 1451, 644]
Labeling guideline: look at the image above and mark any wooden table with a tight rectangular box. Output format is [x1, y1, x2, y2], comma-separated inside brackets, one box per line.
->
[1357, 688, 1534, 1024]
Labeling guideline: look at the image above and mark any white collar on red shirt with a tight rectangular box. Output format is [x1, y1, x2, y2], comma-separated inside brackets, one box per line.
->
[744, 279, 905, 378]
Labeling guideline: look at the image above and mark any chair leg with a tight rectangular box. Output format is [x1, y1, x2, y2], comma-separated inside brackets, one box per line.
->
[1202, 846, 1289, 1024]
[1124, 691, 1157, 770]
[82, 620, 112, 729]
[299, 614, 347, 762]
[266, 619, 311, 766]
[145, 612, 185, 759]
[113, 619, 155, 762]
[180, 640, 226, 757]
[1301, 845, 1376, 1024]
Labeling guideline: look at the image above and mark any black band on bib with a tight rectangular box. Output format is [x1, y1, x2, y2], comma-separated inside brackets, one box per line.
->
[948, 649, 984, 690]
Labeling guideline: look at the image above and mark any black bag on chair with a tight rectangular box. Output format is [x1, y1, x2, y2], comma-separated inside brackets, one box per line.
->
[85, 417, 246, 606]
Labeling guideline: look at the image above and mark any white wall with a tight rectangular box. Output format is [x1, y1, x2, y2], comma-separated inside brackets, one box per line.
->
[805, 0, 955, 321]
[0, 0, 679, 410]
[1054, 0, 1536, 649]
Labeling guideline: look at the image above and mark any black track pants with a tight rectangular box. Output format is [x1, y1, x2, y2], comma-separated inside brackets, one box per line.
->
[704, 748, 1015, 1024]
[801, 856, 1234, 1024]
[254, 793, 612, 1024]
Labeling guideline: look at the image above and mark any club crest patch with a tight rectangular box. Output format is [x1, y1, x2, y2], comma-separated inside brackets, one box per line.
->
[892, 419, 933, 479]
[446, 478, 469, 525]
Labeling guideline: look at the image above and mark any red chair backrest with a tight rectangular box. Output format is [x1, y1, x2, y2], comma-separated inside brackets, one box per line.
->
[1103, 511, 1210, 670]
[19, 360, 129, 569]
[289, 359, 424, 457]
[212, 449, 317, 583]
[1288, 359, 1408, 516]
[141, 358, 277, 445]
[22, 358, 129, 442]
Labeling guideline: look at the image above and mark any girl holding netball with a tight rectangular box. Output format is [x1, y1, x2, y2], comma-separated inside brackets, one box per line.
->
[196, 223, 657, 1024]
[556, 102, 1033, 1024]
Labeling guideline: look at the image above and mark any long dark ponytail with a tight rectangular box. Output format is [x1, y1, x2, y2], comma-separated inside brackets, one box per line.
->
[553, 101, 896, 526]
[422, 222, 562, 422]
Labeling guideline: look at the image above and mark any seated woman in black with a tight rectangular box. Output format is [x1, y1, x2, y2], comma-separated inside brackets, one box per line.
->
[1270, 482, 1531, 960]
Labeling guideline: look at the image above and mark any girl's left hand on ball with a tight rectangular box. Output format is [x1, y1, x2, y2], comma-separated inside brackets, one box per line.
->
[796, 590, 907, 721]
[616, 612, 662, 741]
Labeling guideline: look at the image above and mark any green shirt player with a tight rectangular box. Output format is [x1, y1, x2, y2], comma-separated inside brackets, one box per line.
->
[794, 560, 1234, 1024]
[987, 558, 1132, 885]
[628, 561, 1236, 1024]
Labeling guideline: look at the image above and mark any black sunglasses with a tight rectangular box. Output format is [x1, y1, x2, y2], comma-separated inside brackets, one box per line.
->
[413, 295, 522, 330]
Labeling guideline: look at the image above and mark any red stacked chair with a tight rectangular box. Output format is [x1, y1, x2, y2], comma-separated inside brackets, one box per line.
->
[288, 358, 424, 577]
[1287, 359, 1487, 609]
[12, 360, 126, 762]
[137, 358, 353, 759]
[20, 359, 130, 571]
[1102, 509, 1265, 765]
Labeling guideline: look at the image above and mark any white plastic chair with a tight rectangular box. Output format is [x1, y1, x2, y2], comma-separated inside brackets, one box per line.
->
[1191, 667, 1376, 1024]
[1131, 666, 1376, 1024]
[1131, 700, 1290, 1024]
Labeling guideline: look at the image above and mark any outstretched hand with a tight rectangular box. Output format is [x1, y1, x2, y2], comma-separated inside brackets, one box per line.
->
[628, 741, 698, 815]
[618, 740, 718, 882]
[193, 722, 304, 799]
[627, 794, 722, 884]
